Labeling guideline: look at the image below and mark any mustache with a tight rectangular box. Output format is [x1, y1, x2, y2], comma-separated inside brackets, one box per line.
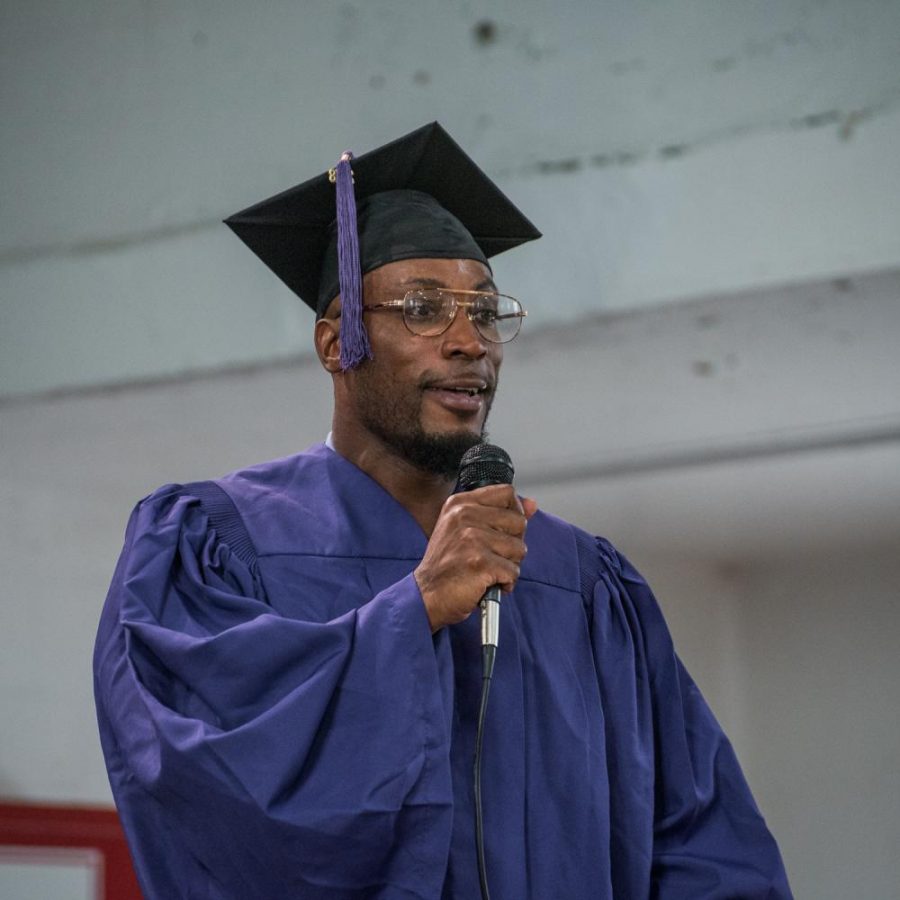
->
[419, 370, 498, 392]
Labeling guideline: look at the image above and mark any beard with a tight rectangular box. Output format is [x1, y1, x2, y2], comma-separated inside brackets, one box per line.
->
[379, 424, 485, 478]
[351, 364, 494, 478]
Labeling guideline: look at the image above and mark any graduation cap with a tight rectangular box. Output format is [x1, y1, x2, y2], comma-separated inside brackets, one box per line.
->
[225, 122, 541, 369]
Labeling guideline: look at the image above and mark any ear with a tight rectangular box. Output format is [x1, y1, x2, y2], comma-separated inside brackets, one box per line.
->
[314, 316, 342, 373]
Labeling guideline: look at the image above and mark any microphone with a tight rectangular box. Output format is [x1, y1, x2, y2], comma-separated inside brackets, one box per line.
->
[457, 443, 514, 900]
[455, 443, 515, 653]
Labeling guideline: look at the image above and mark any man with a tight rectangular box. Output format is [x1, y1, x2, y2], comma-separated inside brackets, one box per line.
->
[94, 123, 792, 898]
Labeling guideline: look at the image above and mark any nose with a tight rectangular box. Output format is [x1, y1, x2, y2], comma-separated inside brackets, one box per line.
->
[440, 307, 489, 359]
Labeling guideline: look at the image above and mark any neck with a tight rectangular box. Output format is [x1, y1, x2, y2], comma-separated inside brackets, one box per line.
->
[330, 424, 456, 536]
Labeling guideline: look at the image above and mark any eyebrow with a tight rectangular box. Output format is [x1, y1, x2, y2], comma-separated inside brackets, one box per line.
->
[399, 276, 499, 292]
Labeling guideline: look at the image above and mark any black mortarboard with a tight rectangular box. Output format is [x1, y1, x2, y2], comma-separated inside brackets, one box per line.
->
[225, 122, 540, 369]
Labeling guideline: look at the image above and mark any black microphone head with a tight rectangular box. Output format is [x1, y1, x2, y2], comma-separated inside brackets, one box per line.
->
[456, 443, 514, 492]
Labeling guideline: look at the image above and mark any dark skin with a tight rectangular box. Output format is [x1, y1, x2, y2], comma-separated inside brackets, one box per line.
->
[314, 257, 538, 633]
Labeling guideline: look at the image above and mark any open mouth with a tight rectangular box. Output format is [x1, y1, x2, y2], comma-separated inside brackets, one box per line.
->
[424, 382, 490, 413]
[424, 378, 490, 395]
[438, 386, 482, 397]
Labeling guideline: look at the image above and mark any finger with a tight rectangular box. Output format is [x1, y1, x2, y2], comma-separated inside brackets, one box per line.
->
[485, 531, 528, 564]
[463, 532, 527, 568]
[493, 558, 523, 593]
[465, 548, 521, 591]
[475, 489, 534, 520]
[458, 483, 521, 510]
[453, 506, 529, 538]
[484, 507, 529, 538]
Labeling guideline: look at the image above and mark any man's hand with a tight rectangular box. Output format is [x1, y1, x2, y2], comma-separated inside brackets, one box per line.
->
[415, 485, 538, 633]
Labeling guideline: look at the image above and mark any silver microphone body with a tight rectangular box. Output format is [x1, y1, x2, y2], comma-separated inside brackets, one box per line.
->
[480, 586, 502, 648]
[455, 444, 515, 652]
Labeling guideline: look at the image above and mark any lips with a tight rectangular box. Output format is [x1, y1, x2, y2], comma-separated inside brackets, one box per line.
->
[429, 384, 486, 397]
[424, 377, 490, 395]
[423, 376, 492, 414]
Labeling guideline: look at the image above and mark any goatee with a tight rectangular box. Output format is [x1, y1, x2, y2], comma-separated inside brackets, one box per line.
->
[388, 427, 486, 478]
[350, 359, 496, 478]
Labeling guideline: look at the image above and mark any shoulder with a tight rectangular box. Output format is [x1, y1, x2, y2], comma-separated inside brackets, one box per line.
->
[217, 443, 332, 501]
[127, 444, 332, 555]
[522, 508, 626, 590]
[135, 444, 330, 516]
[525, 509, 665, 630]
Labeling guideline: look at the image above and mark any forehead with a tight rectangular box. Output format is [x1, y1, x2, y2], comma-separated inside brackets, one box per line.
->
[364, 257, 496, 294]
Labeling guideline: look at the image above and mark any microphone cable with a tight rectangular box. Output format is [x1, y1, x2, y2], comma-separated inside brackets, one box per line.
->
[474, 637, 497, 900]
[455, 444, 515, 900]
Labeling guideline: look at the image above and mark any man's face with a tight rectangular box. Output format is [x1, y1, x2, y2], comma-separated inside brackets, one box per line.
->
[341, 257, 504, 477]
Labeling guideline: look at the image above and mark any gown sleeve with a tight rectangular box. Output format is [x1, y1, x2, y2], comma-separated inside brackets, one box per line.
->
[93, 484, 452, 900]
[583, 535, 793, 899]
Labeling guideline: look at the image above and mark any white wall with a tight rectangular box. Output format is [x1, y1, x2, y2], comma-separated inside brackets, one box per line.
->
[2, 0, 900, 396]
[641, 550, 900, 900]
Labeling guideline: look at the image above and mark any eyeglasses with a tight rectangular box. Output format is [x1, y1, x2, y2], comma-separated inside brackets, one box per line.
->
[365, 289, 527, 344]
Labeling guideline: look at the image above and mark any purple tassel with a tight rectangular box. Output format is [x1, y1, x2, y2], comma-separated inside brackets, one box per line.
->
[334, 151, 372, 370]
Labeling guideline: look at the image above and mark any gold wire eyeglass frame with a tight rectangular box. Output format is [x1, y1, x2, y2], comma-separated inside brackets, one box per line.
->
[364, 289, 527, 344]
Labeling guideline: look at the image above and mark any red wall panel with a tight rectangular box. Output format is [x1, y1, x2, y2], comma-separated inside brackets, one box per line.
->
[0, 803, 141, 899]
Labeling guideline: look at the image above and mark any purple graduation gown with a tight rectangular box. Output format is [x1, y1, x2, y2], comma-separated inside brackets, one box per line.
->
[94, 444, 791, 898]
